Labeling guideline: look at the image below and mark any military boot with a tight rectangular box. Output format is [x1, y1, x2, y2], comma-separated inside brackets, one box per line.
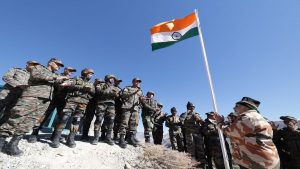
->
[105, 131, 114, 145]
[66, 132, 76, 148]
[113, 132, 119, 140]
[6, 135, 24, 156]
[99, 131, 106, 142]
[0, 136, 7, 152]
[50, 130, 63, 148]
[119, 134, 127, 148]
[127, 132, 137, 147]
[145, 136, 150, 143]
[91, 130, 100, 145]
[133, 132, 140, 143]
[27, 128, 39, 143]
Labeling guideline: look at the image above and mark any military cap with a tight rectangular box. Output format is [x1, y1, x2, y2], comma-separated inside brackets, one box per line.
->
[280, 116, 297, 121]
[104, 74, 116, 81]
[236, 100, 258, 110]
[157, 103, 163, 107]
[48, 58, 64, 67]
[115, 77, 122, 83]
[65, 66, 77, 72]
[26, 60, 39, 65]
[147, 91, 155, 96]
[81, 68, 94, 75]
[170, 107, 177, 112]
[241, 97, 261, 107]
[132, 77, 142, 83]
[205, 112, 215, 116]
[95, 78, 104, 83]
[186, 101, 195, 108]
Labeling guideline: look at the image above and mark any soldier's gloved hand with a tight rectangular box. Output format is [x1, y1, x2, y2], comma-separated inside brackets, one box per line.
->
[56, 76, 69, 83]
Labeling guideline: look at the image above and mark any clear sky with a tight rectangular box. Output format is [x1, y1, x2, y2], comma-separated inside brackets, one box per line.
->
[0, 1, 299, 132]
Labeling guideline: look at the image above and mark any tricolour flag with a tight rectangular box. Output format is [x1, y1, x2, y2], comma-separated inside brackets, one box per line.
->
[150, 12, 199, 51]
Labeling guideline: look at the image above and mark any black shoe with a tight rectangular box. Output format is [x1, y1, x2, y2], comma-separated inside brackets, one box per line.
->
[145, 136, 150, 143]
[91, 131, 100, 145]
[105, 131, 114, 146]
[119, 134, 127, 148]
[6, 135, 24, 156]
[127, 132, 137, 147]
[0, 137, 7, 152]
[66, 132, 76, 148]
[50, 130, 62, 148]
[99, 131, 106, 142]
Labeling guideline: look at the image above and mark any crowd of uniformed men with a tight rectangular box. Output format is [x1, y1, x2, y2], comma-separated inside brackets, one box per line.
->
[0, 58, 299, 169]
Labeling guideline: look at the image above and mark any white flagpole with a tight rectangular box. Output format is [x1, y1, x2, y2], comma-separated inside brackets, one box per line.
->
[194, 9, 230, 169]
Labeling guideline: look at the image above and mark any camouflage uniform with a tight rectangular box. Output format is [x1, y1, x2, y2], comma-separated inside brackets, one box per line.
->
[0, 64, 62, 137]
[92, 75, 119, 145]
[223, 109, 280, 169]
[181, 103, 207, 165]
[152, 108, 167, 145]
[165, 113, 184, 151]
[0, 67, 30, 123]
[141, 91, 158, 142]
[51, 72, 94, 148]
[202, 117, 232, 169]
[118, 78, 143, 148]
[273, 116, 300, 169]
[113, 84, 122, 140]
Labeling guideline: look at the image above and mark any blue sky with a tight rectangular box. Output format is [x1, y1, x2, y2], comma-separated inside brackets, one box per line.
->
[0, 1, 300, 132]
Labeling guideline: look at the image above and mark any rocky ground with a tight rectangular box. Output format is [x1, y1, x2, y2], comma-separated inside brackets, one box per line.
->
[0, 134, 143, 169]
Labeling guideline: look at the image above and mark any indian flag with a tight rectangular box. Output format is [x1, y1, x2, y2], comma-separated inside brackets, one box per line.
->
[150, 12, 199, 51]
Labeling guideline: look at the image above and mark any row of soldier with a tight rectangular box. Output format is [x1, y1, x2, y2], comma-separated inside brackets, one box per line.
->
[0, 58, 299, 169]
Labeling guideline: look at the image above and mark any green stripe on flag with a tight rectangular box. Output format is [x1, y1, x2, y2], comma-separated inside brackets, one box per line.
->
[152, 27, 199, 51]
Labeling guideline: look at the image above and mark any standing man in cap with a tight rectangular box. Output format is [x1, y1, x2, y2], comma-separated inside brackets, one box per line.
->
[165, 107, 184, 151]
[0, 58, 67, 156]
[180, 102, 207, 167]
[272, 116, 300, 169]
[0, 60, 40, 124]
[28, 66, 77, 143]
[202, 112, 232, 169]
[141, 90, 159, 143]
[151, 103, 167, 145]
[118, 77, 143, 148]
[51, 68, 95, 148]
[91, 74, 119, 145]
[81, 78, 104, 141]
[213, 97, 280, 169]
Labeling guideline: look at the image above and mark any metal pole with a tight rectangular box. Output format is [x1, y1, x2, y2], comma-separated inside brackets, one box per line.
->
[194, 9, 230, 169]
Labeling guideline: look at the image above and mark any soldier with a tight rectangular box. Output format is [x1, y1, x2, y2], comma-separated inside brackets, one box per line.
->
[272, 116, 300, 169]
[141, 91, 159, 143]
[118, 77, 143, 148]
[113, 78, 123, 141]
[0, 58, 67, 156]
[202, 112, 232, 169]
[0, 61, 39, 124]
[165, 107, 184, 151]
[28, 66, 77, 143]
[152, 103, 167, 145]
[80, 78, 104, 141]
[213, 97, 280, 169]
[51, 68, 95, 148]
[180, 102, 207, 167]
[91, 74, 119, 145]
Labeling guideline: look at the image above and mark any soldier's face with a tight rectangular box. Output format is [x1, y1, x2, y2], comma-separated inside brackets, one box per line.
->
[172, 111, 177, 116]
[64, 69, 73, 76]
[234, 104, 248, 114]
[147, 93, 154, 98]
[108, 77, 115, 84]
[50, 62, 60, 71]
[86, 72, 93, 80]
[26, 64, 35, 72]
[284, 119, 297, 129]
[133, 81, 140, 88]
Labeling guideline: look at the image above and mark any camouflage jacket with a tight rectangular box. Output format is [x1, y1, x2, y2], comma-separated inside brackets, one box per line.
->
[95, 82, 118, 104]
[224, 110, 280, 169]
[65, 77, 95, 104]
[165, 115, 182, 132]
[273, 127, 300, 159]
[141, 97, 158, 117]
[120, 86, 143, 110]
[181, 110, 204, 133]
[152, 111, 167, 127]
[202, 118, 219, 139]
[22, 65, 60, 99]
[51, 73, 72, 102]
[2, 67, 30, 89]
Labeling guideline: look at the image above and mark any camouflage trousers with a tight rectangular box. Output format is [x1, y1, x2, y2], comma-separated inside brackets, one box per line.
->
[0, 88, 23, 124]
[169, 130, 184, 151]
[119, 108, 139, 135]
[94, 102, 115, 132]
[81, 99, 96, 137]
[113, 107, 122, 137]
[152, 125, 163, 145]
[142, 114, 153, 138]
[55, 101, 87, 133]
[185, 129, 207, 164]
[206, 138, 232, 169]
[0, 96, 50, 137]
